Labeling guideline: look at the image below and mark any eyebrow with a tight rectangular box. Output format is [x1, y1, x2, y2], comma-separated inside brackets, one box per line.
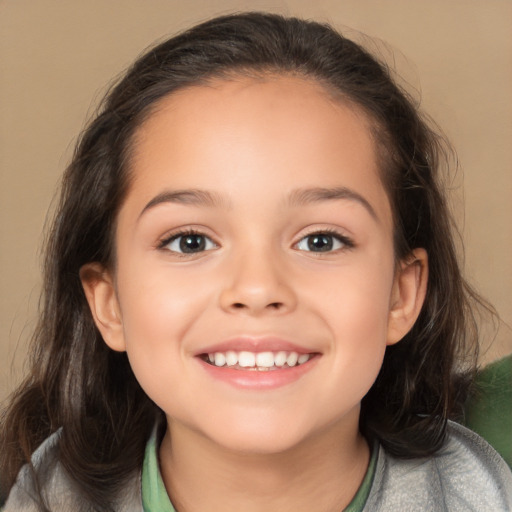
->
[138, 185, 377, 221]
[288, 187, 377, 220]
[139, 189, 228, 219]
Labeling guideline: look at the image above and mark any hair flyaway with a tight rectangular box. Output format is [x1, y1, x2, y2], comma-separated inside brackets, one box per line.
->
[1, 11, 511, 512]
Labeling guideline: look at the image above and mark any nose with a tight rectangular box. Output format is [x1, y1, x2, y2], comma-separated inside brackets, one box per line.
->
[219, 248, 297, 316]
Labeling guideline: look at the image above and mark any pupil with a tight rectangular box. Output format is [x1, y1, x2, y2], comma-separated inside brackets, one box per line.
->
[180, 234, 205, 253]
[308, 234, 333, 252]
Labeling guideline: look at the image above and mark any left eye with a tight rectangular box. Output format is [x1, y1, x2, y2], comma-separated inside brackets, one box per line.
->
[165, 233, 217, 254]
[296, 233, 348, 252]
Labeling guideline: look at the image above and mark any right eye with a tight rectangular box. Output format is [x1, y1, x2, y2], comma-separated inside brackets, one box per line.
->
[295, 231, 353, 253]
[162, 231, 217, 254]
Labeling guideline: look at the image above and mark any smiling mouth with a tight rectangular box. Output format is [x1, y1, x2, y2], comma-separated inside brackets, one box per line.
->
[200, 350, 316, 371]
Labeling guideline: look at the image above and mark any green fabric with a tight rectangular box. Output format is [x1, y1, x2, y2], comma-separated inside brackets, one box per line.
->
[142, 431, 175, 512]
[141, 433, 377, 512]
[343, 441, 377, 511]
[464, 354, 512, 468]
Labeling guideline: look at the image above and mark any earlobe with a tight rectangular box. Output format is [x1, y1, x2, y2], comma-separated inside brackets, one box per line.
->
[80, 263, 126, 352]
[387, 248, 428, 346]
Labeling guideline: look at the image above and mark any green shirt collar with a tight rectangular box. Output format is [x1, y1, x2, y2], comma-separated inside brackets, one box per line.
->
[142, 429, 175, 512]
[141, 430, 377, 512]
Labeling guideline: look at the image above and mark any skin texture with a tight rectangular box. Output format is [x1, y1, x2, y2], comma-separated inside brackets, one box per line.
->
[81, 75, 427, 512]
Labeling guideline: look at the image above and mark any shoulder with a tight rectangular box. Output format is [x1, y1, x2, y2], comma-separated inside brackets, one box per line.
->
[364, 421, 512, 511]
[2, 430, 142, 512]
[3, 430, 68, 511]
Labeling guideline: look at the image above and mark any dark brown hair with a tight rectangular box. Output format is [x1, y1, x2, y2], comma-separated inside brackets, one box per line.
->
[1, 12, 481, 510]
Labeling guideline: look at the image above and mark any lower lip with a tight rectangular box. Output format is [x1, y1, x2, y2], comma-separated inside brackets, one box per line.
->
[197, 357, 318, 390]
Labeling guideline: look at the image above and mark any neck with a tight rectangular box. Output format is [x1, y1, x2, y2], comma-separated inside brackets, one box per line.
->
[159, 415, 370, 512]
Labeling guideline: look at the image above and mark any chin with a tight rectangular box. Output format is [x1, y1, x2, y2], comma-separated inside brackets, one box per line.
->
[213, 430, 307, 456]
[200, 413, 322, 456]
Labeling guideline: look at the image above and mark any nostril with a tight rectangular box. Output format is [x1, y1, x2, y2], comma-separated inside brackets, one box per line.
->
[230, 301, 282, 310]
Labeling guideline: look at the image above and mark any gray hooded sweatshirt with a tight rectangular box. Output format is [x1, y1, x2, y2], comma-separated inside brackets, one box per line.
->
[3, 422, 512, 511]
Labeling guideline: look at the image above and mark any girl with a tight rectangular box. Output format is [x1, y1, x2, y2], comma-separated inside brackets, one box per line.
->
[1, 12, 511, 512]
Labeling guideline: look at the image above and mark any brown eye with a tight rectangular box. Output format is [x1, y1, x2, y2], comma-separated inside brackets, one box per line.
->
[165, 232, 216, 254]
[306, 234, 333, 252]
[179, 234, 206, 253]
[296, 232, 351, 253]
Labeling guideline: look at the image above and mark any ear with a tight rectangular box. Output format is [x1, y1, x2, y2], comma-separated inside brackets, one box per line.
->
[387, 248, 428, 346]
[80, 263, 126, 352]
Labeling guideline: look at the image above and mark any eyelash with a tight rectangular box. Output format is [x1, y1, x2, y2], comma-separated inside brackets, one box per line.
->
[158, 229, 218, 256]
[294, 229, 354, 253]
[157, 227, 354, 256]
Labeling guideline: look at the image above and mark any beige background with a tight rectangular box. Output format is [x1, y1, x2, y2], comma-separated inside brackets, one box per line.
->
[1, 0, 511, 402]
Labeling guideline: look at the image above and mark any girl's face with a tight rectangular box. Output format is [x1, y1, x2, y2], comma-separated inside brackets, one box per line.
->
[83, 75, 426, 454]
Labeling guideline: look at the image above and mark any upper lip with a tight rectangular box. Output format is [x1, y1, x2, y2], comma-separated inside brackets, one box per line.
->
[194, 336, 318, 356]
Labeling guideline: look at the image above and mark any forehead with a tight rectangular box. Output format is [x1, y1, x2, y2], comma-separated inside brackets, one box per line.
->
[125, 75, 392, 228]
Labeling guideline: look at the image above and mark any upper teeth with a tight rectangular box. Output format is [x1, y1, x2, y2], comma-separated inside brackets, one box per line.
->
[206, 351, 310, 369]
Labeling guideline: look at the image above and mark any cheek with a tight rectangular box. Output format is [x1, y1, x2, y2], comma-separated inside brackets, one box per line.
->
[114, 265, 213, 398]
[320, 251, 394, 331]
[319, 303, 389, 418]
[117, 259, 212, 339]
[315, 255, 394, 387]
[332, 295, 389, 377]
